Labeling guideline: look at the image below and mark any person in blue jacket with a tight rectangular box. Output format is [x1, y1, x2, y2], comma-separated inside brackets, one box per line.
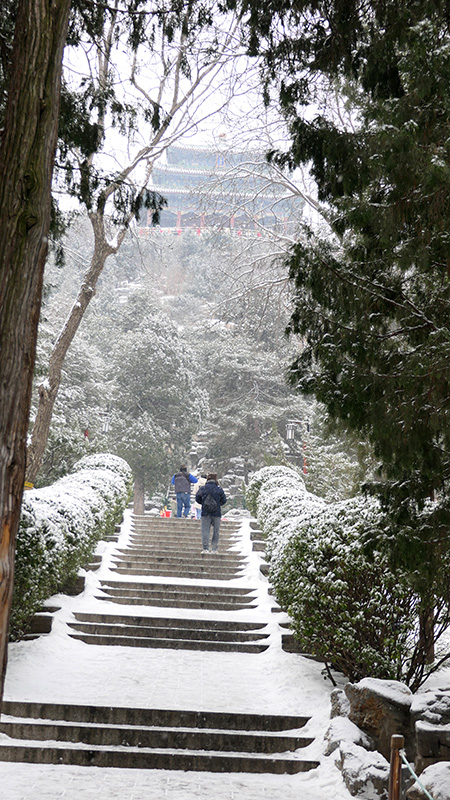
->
[195, 472, 227, 554]
[171, 465, 198, 518]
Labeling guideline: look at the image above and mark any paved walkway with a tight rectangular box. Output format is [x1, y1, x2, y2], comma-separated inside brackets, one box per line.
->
[1, 511, 351, 799]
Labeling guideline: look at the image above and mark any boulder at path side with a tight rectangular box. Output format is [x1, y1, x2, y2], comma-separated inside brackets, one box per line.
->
[345, 678, 414, 761]
[406, 761, 450, 800]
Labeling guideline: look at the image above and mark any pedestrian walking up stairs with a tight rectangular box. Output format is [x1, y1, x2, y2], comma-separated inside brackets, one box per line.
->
[0, 512, 320, 779]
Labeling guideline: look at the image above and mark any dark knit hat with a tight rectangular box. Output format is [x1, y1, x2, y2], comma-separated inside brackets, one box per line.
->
[207, 472, 218, 481]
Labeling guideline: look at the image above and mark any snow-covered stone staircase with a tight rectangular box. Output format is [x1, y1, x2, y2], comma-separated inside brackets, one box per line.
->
[0, 513, 320, 776]
[0, 700, 316, 773]
[95, 579, 258, 610]
[67, 611, 270, 652]
[109, 516, 246, 579]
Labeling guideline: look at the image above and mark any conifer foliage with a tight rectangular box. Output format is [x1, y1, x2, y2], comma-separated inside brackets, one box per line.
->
[232, 0, 450, 574]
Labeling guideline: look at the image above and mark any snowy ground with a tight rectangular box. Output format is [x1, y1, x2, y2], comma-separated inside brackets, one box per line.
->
[1, 510, 354, 799]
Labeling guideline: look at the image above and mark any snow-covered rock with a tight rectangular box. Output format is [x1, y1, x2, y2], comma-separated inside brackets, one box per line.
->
[406, 761, 450, 800]
[410, 689, 450, 773]
[331, 687, 351, 719]
[336, 740, 390, 798]
[345, 678, 414, 760]
[325, 716, 374, 756]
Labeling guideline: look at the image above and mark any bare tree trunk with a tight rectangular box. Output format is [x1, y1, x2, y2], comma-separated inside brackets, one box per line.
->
[133, 476, 145, 515]
[0, 0, 71, 705]
[419, 603, 435, 664]
[26, 213, 125, 483]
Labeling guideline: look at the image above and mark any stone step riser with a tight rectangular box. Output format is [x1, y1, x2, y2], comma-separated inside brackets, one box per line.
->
[99, 586, 254, 599]
[0, 721, 311, 754]
[115, 549, 245, 561]
[127, 544, 241, 552]
[131, 518, 241, 526]
[1, 702, 309, 731]
[96, 596, 258, 611]
[73, 614, 263, 631]
[130, 528, 241, 536]
[99, 592, 256, 606]
[112, 558, 245, 569]
[0, 743, 318, 774]
[68, 622, 269, 643]
[68, 633, 269, 652]
[109, 568, 245, 579]
[100, 582, 254, 596]
[127, 545, 240, 552]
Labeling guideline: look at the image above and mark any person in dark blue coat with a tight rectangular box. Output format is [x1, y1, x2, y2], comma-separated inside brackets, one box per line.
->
[195, 472, 226, 554]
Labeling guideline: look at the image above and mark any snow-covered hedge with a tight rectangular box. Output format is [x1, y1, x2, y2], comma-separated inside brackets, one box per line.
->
[248, 466, 420, 685]
[11, 453, 133, 639]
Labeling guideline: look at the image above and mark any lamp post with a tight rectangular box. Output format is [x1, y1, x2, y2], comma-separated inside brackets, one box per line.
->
[285, 419, 309, 474]
[102, 411, 111, 434]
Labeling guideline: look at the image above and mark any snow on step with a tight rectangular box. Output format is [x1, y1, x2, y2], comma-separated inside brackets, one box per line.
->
[0, 701, 317, 774]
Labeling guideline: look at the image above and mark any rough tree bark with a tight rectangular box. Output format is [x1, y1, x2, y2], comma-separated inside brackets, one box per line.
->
[133, 476, 145, 515]
[0, 0, 71, 706]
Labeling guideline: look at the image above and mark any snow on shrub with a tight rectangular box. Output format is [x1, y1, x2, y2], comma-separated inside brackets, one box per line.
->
[247, 466, 420, 685]
[11, 453, 133, 639]
[246, 465, 325, 563]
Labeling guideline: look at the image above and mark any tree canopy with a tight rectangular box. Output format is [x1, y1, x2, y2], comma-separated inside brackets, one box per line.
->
[229, 0, 450, 575]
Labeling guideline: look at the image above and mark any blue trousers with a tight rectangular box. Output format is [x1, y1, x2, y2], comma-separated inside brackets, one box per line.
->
[176, 492, 191, 517]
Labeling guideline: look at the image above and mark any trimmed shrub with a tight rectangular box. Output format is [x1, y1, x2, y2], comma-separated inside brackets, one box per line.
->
[247, 466, 421, 685]
[11, 453, 133, 639]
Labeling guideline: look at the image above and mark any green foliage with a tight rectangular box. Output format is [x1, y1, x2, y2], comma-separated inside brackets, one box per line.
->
[11, 453, 133, 639]
[248, 465, 450, 690]
[103, 291, 208, 494]
[233, 0, 450, 578]
[36, 221, 372, 500]
[274, 498, 418, 684]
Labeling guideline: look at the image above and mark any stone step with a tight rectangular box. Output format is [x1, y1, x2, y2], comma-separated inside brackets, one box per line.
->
[96, 581, 257, 608]
[0, 719, 311, 753]
[127, 535, 240, 547]
[0, 741, 319, 773]
[100, 579, 255, 594]
[131, 518, 240, 525]
[68, 620, 269, 642]
[113, 552, 246, 567]
[111, 567, 246, 581]
[67, 618, 269, 645]
[68, 632, 270, 653]
[96, 595, 258, 611]
[1, 701, 308, 731]
[98, 584, 255, 603]
[0, 701, 317, 773]
[281, 633, 304, 653]
[72, 612, 265, 631]
[110, 566, 245, 580]
[111, 561, 245, 576]
[116, 545, 245, 559]
[130, 525, 241, 536]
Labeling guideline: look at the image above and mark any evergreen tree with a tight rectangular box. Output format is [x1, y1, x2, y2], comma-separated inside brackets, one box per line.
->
[231, 0, 450, 581]
[105, 295, 207, 499]
[0, 0, 71, 706]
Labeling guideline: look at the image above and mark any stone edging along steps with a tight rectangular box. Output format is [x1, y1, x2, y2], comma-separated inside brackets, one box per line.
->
[0, 514, 319, 774]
